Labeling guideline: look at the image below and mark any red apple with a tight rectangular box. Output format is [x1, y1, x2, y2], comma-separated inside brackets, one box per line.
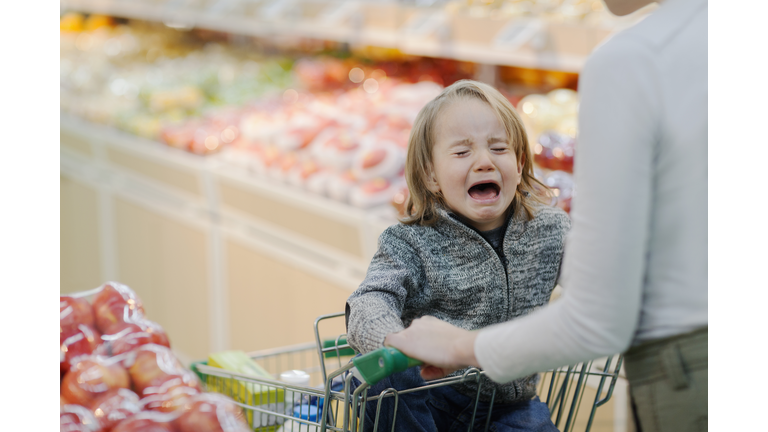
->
[141, 377, 200, 413]
[61, 404, 103, 432]
[127, 344, 200, 396]
[61, 296, 95, 342]
[136, 319, 171, 348]
[90, 388, 142, 431]
[93, 283, 145, 334]
[175, 393, 250, 432]
[61, 356, 131, 407]
[111, 411, 178, 432]
[61, 324, 102, 374]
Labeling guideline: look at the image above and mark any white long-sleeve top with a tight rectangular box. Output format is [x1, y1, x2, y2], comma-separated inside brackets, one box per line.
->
[475, 0, 708, 383]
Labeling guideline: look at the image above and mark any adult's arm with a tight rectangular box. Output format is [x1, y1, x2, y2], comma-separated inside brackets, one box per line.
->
[474, 38, 660, 383]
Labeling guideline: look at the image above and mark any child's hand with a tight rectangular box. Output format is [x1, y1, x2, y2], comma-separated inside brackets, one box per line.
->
[384, 316, 480, 380]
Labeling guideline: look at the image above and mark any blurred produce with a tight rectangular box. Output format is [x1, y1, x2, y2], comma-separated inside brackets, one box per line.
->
[61, 404, 103, 432]
[61, 324, 102, 374]
[60, 282, 248, 432]
[517, 88, 580, 213]
[90, 389, 143, 431]
[111, 411, 177, 432]
[126, 344, 202, 396]
[61, 15, 584, 212]
[61, 356, 131, 406]
[92, 282, 146, 334]
[60, 20, 295, 139]
[217, 80, 440, 208]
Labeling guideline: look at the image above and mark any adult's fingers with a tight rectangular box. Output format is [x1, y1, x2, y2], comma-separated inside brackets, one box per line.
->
[419, 365, 449, 381]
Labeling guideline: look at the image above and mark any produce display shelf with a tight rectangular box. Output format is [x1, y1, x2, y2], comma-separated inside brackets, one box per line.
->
[59, 0, 644, 73]
[60, 113, 395, 292]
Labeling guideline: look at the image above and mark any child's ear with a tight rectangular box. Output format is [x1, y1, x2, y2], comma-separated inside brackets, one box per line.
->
[426, 169, 441, 194]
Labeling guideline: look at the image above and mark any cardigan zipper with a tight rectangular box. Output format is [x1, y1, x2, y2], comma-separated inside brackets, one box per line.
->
[446, 212, 514, 320]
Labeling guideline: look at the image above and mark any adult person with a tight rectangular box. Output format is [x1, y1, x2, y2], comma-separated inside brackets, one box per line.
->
[385, 0, 708, 430]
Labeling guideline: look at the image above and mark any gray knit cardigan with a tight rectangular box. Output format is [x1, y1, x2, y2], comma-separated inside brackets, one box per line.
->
[346, 204, 571, 404]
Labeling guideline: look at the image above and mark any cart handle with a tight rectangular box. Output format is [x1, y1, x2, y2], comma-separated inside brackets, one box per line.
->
[352, 347, 423, 386]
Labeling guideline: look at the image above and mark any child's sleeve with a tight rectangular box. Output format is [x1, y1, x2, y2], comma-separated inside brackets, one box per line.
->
[346, 225, 424, 354]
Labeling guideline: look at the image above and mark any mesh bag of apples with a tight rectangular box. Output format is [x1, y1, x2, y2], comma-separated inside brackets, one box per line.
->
[60, 282, 250, 432]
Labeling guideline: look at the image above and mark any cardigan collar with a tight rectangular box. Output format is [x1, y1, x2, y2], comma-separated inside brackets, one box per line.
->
[436, 203, 527, 242]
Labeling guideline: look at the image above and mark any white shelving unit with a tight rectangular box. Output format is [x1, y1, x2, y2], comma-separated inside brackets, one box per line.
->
[61, 113, 394, 288]
[59, 0, 647, 72]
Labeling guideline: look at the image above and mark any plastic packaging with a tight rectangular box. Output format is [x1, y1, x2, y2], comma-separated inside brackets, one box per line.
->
[92, 282, 146, 334]
[175, 393, 251, 432]
[102, 317, 171, 353]
[125, 344, 201, 396]
[96, 325, 155, 357]
[61, 355, 131, 407]
[140, 377, 201, 413]
[90, 388, 142, 431]
[111, 410, 178, 432]
[61, 404, 103, 432]
[61, 324, 102, 374]
[350, 141, 405, 182]
[61, 296, 96, 342]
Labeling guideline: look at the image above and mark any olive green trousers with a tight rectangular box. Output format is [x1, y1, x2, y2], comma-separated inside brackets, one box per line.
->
[624, 327, 708, 432]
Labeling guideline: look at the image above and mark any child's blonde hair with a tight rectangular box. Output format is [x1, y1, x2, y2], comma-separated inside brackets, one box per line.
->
[403, 79, 550, 226]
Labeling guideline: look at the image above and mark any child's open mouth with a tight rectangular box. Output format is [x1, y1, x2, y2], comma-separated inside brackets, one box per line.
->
[468, 181, 500, 201]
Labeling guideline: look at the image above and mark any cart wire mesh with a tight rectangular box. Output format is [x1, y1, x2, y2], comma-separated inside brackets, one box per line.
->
[191, 312, 623, 432]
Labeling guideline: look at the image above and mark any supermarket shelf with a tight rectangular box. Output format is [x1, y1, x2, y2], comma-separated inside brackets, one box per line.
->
[59, 0, 632, 72]
[60, 113, 391, 291]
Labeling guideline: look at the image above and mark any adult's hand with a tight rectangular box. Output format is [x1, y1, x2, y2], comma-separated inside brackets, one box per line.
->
[384, 316, 480, 380]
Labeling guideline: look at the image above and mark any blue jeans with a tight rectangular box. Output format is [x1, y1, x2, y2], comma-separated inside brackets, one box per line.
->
[350, 366, 557, 432]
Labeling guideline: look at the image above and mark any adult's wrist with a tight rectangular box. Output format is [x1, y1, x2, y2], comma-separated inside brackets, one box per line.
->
[453, 330, 480, 368]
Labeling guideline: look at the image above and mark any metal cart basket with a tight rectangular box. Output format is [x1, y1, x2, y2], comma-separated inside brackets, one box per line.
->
[191, 313, 623, 432]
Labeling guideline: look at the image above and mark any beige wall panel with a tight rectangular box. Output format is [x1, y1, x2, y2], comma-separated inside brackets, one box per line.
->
[61, 175, 103, 294]
[219, 181, 362, 258]
[61, 130, 92, 157]
[107, 148, 201, 197]
[114, 198, 210, 361]
[227, 240, 349, 352]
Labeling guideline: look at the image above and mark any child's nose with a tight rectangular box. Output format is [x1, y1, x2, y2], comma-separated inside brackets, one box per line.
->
[474, 150, 495, 171]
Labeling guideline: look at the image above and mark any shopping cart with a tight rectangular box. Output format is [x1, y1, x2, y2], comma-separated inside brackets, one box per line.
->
[191, 312, 623, 432]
